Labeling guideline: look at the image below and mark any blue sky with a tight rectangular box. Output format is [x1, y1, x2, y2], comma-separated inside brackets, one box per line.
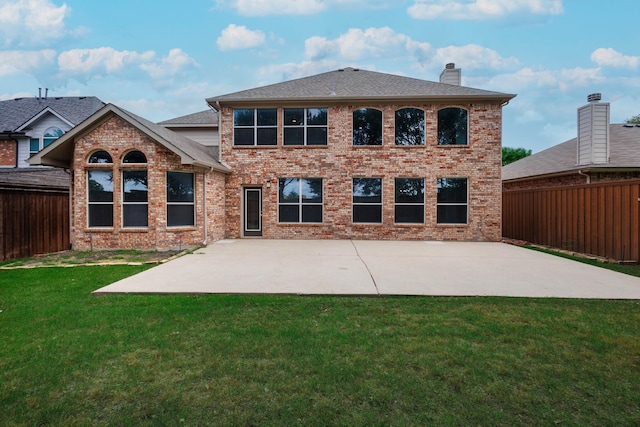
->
[1, 0, 638, 153]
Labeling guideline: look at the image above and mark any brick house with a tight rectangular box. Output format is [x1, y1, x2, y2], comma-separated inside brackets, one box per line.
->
[31, 65, 515, 250]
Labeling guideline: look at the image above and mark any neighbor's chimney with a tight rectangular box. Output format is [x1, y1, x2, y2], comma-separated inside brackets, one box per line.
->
[577, 93, 610, 165]
[38, 88, 42, 100]
[45, 88, 48, 100]
[439, 62, 461, 86]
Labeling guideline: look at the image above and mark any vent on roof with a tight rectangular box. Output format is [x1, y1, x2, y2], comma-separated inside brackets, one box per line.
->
[587, 93, 602, 103]
[338, 68, 344, 72]
[446, 63, 455, 69]
[353, 68, 359, 71]
[440, 63, 461, 86]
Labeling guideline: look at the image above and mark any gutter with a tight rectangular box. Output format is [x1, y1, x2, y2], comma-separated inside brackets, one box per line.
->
[578, 169, 591, 184]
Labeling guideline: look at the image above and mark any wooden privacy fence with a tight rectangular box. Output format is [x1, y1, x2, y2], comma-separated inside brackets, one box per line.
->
[503, 179, 640, 263]
[0, 189, 70, 261]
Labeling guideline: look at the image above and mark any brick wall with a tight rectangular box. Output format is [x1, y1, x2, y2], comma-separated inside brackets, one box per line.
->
[71, 116, 225, 250]
[0, 140, 17, 167]
[220, 103, 504, 241]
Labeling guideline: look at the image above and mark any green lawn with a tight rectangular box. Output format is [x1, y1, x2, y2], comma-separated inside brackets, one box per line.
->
[1, 266, 639, 426]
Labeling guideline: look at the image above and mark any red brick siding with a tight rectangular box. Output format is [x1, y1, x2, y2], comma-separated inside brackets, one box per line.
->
[0, 140, 17, 167]
[71, 116, 225, 250]
[220, 103, 504, 241]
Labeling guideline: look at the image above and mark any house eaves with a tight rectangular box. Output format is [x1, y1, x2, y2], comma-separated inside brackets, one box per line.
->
[16, 106, 74, 132]
[29, 104, 231, 173]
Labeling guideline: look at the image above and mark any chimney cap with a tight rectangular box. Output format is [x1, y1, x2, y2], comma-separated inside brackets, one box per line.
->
[587, 93, 602, 103]
[445, 63, 455, 69]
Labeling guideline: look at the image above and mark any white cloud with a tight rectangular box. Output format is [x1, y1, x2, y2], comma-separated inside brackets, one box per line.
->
[216, 0, 324, 16]
[257, 60, 340, 83]
[58, 47, 155, 75]
[408, 0, 563, 20]
[140, 48, 199, 79]
[479, 66, 602, 93]
[591, 48, 640, 69]
[0, 49, 56, 76]
[431, 44, 519, 70]
[0, 0, 70, 46]
[217, 24, 266, 51]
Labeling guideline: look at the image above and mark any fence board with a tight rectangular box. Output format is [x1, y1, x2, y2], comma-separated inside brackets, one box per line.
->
[503, 180, 640, 262]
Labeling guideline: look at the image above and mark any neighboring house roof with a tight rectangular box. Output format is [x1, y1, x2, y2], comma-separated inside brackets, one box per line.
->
[29, 104, 231, 173]
[0, 168, 69, 191]
[206, 67, 516, 106]
[0, 96, 105, 133]
[502, 124, 640, 181]
[158, 110, 218, 127]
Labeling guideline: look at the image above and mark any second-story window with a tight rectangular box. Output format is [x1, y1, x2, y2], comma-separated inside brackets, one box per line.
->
[395, 108, 425, 145]
[284, 108, 328, 145]
[353, 108, 382, 146]
[233, 108, 277, 146]
[30, 126, 64, 157]
[437, 107, 468, 145]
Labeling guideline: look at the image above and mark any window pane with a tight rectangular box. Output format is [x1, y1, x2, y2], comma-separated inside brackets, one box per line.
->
[437, 178, 467, 203]
[123, 204, 148, 227]
[301, 178, 322, 203]
[29, 139, 39, 152]
[257, 109, 277, 126]
[88, 150, 112, 164]
[302, 205, 322, 223]
[353, 108, 382, 146]
[234, 128, 254, 146]
[256, 128, 277, 145]
[123, 150, 147, 163]
[438, 108, 468, 145]
[167, 172, 194, 202]
[307, 127, 327, 145]
[353, 178, 382, 203]
[395, 108, 425, 145]
[395, 178, 424, 203]
[279, 178, 300, 203]
[44, 127, 63, 138]
[354, 205, 382, 223]
[279, 205, 299, 222]
[88, 170, 113, 202]
[43, 137, 56, 148]
[395, 205, 424, 223]
[88, 204, 113, 227]
[123, 171, 148, 202]
[234, 109, 254, 126]
[167, 205, 194, 227]
[307, 108, 327, 125]
[437, 205, 467, 224]
[284, 109, 304, 126]
[284, 128, 304, 145]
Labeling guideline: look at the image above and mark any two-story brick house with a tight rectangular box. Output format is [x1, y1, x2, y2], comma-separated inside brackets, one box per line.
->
[30, 65, 515, 250]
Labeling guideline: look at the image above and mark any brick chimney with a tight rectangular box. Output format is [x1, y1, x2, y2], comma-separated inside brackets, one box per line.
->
[439, 63, 461, 86]
[577, 93, 610, 165]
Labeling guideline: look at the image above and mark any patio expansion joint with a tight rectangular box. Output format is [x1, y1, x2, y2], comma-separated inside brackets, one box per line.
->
[350, 240, 380, 295]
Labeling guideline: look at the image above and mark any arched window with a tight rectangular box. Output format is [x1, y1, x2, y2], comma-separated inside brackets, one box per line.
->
[123, 150, 147, 164]
[395, 108, 425, 145]
[29, 126, 64, 156]
[122, 150, 148, 227]
[88, 150, 113, 164]
[353, 108, 382, 146]
[437, 107, 468, 145]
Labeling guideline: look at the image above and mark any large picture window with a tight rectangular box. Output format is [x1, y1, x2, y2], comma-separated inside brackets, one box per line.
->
[284, 108, 328, 145]
[353, 178, 382, 223]
[88, 170, 114, 227]
[122, 170, 148, 227]
[437, 178, 468, 224]
[395, 108, 425, 145]
[278, 178, 323, 223]
[233, 108, 277, 146]
[394, 178, 424, 224]
[353, 108, 382, 146]
[167, 172, 195, 227]
[438, 107, 468, 145]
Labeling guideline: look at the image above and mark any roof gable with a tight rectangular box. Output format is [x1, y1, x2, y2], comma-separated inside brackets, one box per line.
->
[207, 67, 516, 106]
[15, 106, 74, 132]
[159, 110, 218, 127]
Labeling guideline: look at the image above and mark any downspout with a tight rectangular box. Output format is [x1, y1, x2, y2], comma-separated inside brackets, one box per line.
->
[65, 168, 73, 249]
[578, 169, 591, 184]
[203, 170, 208, 246]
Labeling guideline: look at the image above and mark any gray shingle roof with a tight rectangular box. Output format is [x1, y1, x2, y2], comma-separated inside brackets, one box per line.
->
[207, 67, 515, 105]
[502, 124, 640, 181]
[0, 96, 105, 132]
[0, 168, 69, 190]
[158, 110, 218, 126]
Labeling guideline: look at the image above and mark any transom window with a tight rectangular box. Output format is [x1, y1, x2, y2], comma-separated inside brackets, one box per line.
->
[394, 178, 425, 224]
[233, 108, 277, 146]
[88, 150, 113, 164]
[123, 150, 147, 163]
[353, 108, 382, 146]
[438, 107, 468, 145]
[88, 170, 114, 227]
[353, 178, 382, 223]
[278, 178, 323, 223]
[284, 108, 328, 146]
[30, 126, 64, 156]
[167, 172, 195, 227]
[395, 108, 425, 145]
[437, 178, 468, 224]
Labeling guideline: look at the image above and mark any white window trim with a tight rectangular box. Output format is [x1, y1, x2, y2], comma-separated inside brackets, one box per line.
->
[436, 177, 469, 225]
[394, 177, 425, 224]
[283, 107, 328, 146]
[352, 177, 383, 224]
[121, 169, 149, 228]
[233, 108, 277, 146]
[86, 169, 114, 228]
[437, 107, 469, 146]
[278, 178, 324, 224]
[166, 171, 196, 228]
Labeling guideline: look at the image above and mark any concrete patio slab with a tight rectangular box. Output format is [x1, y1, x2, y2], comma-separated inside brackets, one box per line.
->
[94, 240, 640, 299]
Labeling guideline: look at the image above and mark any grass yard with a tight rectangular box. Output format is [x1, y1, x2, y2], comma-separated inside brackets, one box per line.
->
[1, 266, 640, 426]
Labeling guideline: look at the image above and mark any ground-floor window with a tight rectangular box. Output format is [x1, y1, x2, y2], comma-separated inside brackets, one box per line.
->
[353, 178, 382, 223]
[278, 178, 323, 223]
[167, 171, 195, 227]
[122, 170, 148, 227]
[87, 170, 114, 227]
[394, 178, 425, 223]
[437, 177, 468, 224]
